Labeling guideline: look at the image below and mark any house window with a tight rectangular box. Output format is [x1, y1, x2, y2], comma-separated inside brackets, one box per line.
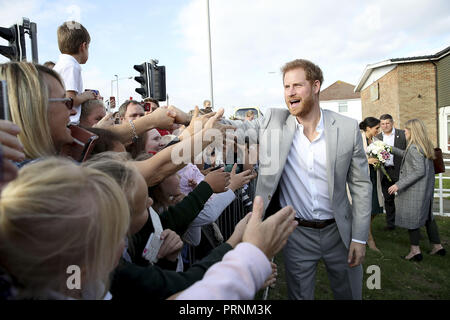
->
[370, 82, 379, 101]
[338, 101, 348, 113]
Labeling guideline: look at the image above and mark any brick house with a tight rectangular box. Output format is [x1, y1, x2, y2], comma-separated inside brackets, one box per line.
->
[354, 46, 450, 151]
[320, 80, 362, 122]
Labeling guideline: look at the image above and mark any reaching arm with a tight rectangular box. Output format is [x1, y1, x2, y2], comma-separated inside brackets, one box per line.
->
[391, 146, 406, 158]
[107, 107, 178, 144]
[133, 109, 234, 187]
[111, 242, 234, 300]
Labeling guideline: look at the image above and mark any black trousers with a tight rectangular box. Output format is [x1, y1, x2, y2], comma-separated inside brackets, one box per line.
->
[408, 206, 441, 246]
[408, 219, 441, 246]
[381, 166, 397, 228]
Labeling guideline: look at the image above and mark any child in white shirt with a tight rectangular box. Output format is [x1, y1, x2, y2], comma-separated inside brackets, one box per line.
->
[53, 21, 97, 124]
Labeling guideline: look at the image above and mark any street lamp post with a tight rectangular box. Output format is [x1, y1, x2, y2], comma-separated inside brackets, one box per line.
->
[206, 0, 214, 109]
[115, 74, 119, 106]
[110, 76, 133, 109]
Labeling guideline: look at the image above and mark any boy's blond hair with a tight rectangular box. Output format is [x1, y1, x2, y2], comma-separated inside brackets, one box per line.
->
[57, 21, 91, 55]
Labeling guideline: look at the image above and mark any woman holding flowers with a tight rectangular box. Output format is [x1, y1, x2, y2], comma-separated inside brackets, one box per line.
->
[388, 119, 446, 261]
[359, 117, 384, 252]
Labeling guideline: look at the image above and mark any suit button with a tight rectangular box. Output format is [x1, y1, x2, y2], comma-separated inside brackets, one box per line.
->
[268, 195, 272, 200]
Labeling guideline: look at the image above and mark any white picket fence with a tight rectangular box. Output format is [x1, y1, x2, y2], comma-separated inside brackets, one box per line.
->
[434, 159, 450, 217]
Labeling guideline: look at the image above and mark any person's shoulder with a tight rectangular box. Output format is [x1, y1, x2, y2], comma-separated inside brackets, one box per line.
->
[323, 109, 357, 126]
[408, 144, 423, 157]
[53, 54, 81, 72]
[264, 107, 290, 122]
[266, 107, 289, 115]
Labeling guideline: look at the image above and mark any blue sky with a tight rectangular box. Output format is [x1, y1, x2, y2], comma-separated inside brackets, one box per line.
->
[1, 0, 450, 117]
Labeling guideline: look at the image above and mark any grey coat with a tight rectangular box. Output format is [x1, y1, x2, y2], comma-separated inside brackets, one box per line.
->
[392, 144, 435, 229]
[222, 108, 372, 248]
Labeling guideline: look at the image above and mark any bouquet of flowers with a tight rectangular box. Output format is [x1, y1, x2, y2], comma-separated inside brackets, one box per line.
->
[366, 140, 392, 182]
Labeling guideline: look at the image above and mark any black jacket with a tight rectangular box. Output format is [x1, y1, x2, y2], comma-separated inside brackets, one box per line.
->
[110, 181, 234, 300]
[376, 128, 407, 181]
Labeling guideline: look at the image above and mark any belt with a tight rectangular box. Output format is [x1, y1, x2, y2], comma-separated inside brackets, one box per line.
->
[295, 218, 335, 229]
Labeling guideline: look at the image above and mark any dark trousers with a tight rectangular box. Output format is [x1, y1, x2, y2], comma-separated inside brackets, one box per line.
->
[408, 207, 441, 246]
[381, 166, 397, 228]
[408, 219, 441, 245]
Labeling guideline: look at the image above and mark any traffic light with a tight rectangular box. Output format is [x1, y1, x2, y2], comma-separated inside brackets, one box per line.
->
[133, 62, 150, 98]
[0, 24, 25, 61]
[0, 18, 38, 62]
[148, 61, 166, 101]
[133, 60, 166, 101]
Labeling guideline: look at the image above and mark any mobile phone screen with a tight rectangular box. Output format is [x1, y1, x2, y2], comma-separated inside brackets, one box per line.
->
[59, 125, 98, 162]
[0, 80, 11, 121]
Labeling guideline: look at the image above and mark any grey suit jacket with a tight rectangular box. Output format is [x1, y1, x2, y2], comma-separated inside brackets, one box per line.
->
[392, 144, 435, 229]
[376, 129, 407, 181]
[223, 108, 372, 248]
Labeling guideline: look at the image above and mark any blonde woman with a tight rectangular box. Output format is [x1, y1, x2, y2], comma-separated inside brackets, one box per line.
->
[0, 157, 129, 299]
[388, 119, 446, 261]
[0, 62, 234, 188]
[0, 62, 176, 162]
[0, 62, 77, 160]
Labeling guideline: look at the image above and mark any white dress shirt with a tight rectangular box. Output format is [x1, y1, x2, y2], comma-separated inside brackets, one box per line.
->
[382, 128, 395, 167]
[279, 109, 366, 244]
[279, 109, 334, 221]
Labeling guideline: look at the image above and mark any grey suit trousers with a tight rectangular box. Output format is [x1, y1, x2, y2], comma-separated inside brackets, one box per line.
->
[283, 223, 363, 300]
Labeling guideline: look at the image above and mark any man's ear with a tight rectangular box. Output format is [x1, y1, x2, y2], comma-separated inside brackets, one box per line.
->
[313, 80, 321, 95]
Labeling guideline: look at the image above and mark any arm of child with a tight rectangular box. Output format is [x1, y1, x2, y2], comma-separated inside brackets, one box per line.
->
[66, 90, 96, 107]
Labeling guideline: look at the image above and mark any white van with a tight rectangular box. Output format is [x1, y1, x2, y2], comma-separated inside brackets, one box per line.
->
[232, 106, 263, 120]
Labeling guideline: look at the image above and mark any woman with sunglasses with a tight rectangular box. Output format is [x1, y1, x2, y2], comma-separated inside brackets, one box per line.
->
[0, 62, 76, 160]
[0, 62, 183, 161]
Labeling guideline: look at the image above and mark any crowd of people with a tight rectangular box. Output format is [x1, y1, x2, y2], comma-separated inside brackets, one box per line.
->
[360, 115, 446, 261]
[0, 20, 446, 301]
[0, 20, 296, 300]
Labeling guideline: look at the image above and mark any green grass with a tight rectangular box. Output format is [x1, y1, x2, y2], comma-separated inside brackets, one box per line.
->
[435, 177, 450, 190]
[255, 215, 450, 300]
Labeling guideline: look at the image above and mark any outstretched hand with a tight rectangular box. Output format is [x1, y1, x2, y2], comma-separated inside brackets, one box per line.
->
[0, 120, 25, 187]
[181, 106, 216, 138]
[148, 106, 177, 130]
[242, 196, 297, 259]
[228, 163, 258, 191]
[204, 167, 230, 193]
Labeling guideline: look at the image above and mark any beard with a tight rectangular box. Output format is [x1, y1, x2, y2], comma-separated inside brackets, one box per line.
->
[287, 94, 315, 118]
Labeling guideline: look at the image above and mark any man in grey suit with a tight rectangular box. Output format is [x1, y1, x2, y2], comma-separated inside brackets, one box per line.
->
[222, 59, 372, 299]
[376, 114, 407, 230]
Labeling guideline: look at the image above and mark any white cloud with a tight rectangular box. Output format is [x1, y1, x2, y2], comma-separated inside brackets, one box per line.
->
[166, 0, 450, 117]
[2, 0, 449, 118]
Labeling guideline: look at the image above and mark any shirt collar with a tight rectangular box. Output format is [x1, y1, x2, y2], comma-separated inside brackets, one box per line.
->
[382, 127, 396, 137]
[59, 54, 81, 66]
[295, 108, 324, 133]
